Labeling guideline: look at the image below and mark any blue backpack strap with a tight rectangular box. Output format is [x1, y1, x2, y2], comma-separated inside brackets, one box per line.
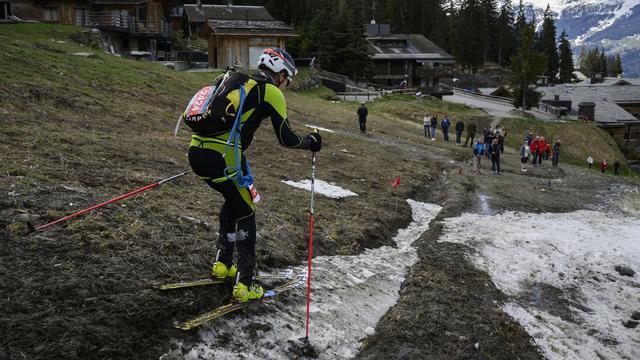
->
[222, 86, 254, 188]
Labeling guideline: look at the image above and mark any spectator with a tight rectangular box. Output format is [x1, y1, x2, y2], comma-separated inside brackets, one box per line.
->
[489, 138, 502, 174]
[526, 131, 533, 146]
[600, 159, 608, 174]
[455, 119, 465, 145]
[545, 142, 552, 160]
[423, 113, 431, 138]
[587, 156, 594, 169]
[614, 161, 621, 175]
[552, 139, 561, 167]
[441, 115, 451, 141]
[464, 121, 476, 147]
[519, 140, 531, 172]
[538, 137, 547, 165]
[483, 129, 493, 158]
[473, 138, 485, 174]
[530, 136, 540, 166]
[357, 102, 368, 132]
[430, 115, 438, 141]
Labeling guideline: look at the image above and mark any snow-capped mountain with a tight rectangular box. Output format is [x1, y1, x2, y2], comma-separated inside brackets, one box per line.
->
[523, 0, 640, 77]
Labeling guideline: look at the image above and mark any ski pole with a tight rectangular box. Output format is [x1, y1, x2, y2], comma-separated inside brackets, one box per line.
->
[304, 150, 316, 340]
[34, 171, 190, 231]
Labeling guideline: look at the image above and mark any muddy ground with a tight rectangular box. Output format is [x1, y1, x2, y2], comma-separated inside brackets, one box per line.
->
[2, 49, 638, 359]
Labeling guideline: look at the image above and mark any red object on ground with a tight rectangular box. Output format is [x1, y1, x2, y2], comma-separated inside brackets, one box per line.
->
[391, 177, 401, 187]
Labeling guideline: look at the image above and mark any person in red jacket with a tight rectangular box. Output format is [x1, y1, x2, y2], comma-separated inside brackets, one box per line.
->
[600, 159, 608, 174]
[537, 137, 547, 165]
[530, 136, 539, 166]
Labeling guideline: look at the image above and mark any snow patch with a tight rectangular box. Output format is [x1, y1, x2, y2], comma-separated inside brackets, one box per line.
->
[165, 200, 441, 359]
[282, 179, 358, 198]
[440, 210, 640, 360]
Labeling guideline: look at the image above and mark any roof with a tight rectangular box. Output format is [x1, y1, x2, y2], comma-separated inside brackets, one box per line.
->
[91, 0, 147, 4]
[574, 77, 640, 86]
[539, 85, 640, 125]
[184, 5, 274, 23]
[205, 19, 294, 36]
[367, 34, 454, 62]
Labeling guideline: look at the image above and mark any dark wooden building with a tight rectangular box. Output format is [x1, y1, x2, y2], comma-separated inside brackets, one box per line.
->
[5, 0, 170, 56]
[366, 23, 454, 89]
[183, 3, 295, 69]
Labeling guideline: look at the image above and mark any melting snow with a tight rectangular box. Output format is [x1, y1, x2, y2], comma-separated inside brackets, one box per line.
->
[164, 200, 441, 359]
[440, 210, 640, 360]
[282, 179, 358, 198]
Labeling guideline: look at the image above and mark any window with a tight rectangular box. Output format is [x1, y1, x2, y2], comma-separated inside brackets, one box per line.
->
[1, 1, 12, 21]
[137, 7, 146, 22]
[43, 7, 59, 22]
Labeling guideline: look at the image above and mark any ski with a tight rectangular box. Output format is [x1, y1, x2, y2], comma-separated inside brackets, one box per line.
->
[156, 268, 294, 291]
[174, 271, 307, 331]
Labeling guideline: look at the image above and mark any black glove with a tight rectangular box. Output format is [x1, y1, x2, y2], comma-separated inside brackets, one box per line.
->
[305, 132, 322, 152]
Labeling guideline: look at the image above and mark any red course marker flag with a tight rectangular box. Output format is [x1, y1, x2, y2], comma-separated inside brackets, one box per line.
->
[391, 177, 401, 187]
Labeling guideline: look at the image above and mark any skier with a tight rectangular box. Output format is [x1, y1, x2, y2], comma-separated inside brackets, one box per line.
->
[187, 48, 322, 302]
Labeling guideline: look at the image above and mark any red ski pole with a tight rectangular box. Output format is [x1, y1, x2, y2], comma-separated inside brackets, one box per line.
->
[34, 171, 190, 231]
[305, 150, 316, 340]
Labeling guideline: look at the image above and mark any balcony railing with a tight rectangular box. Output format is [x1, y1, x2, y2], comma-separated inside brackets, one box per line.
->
[79, 11, 170, 35]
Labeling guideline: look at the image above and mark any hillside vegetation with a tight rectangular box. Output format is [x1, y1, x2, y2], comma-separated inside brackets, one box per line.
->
[0, 24, 633, 360]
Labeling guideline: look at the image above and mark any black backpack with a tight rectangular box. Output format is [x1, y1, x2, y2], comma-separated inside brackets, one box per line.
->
[179, 71, 250, 136]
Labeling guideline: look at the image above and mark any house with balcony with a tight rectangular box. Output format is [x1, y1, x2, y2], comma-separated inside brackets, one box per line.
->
[182, 3, 295, 69]
[6, 0, 170, 57]
[366, 22, 454, 97]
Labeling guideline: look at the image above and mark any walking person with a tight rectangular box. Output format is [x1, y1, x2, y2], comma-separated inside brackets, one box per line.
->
[552, 139, 561, 167]
[423, 113, 431, 138]
[614, 160, 621, 175]
[600, 159, 608, 174]
[587, 156, 594, 169]
[464, 121, 476, 147]
[530, 136, 539, 166]
[519, 140, 531, 172]
[357, 102, 368, 132]
[455, 119, 464, 145]
[473, 138, 485, 174]
[489, 138, 502, 174]
[430, 115, 438, 141]
[186, 48, 322, 302]
[441, 115, 451, 141]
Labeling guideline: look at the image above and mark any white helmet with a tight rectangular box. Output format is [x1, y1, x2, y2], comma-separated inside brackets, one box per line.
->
[257, 48, 297, 81]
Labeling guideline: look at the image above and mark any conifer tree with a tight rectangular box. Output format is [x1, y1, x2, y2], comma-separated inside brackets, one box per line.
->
[539, 5, 559, 81]
[454, 0, 486, 73]
[613, 53, 624, 76]
[510, 21, 546, 108]
[496, 0, 515, 66]
[557, 30, 573, 83]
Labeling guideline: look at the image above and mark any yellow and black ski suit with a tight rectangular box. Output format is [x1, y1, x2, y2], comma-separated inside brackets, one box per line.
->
[188, 72, 310, 285]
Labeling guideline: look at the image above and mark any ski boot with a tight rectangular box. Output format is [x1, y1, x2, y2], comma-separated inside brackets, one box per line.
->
[211, 261, 238, 280]
[232, 282, 264, 302]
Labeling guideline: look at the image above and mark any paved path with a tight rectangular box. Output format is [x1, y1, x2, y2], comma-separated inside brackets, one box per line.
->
[443, 90, 557, 121]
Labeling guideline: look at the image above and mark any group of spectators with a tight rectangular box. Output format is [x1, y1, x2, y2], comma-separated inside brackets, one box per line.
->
[471, 125, 507, 174]
[586, 156, 622, 175]
[516, 132, 561, 172]
[418, 113, 626, 177]
[423, 113, 477, 147]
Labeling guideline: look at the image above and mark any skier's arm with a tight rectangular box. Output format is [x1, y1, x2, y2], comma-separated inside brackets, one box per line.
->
[264, 84, 307, 149]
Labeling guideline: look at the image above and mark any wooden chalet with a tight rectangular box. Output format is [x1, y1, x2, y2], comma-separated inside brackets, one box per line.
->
[183, 3, 295, 69]
[5, 0, 170, 56]
[366, 23, 454, 92]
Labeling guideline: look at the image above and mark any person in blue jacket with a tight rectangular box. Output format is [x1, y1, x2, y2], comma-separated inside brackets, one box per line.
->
[441, 115, 451, 141]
